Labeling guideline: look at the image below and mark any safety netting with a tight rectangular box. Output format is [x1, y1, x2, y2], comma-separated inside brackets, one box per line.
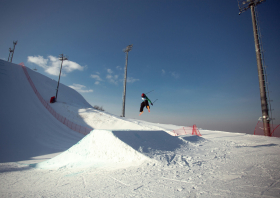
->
[254, 121, 280, 137]
[20, 63, 92, 136]
[171, 125, 202, 136]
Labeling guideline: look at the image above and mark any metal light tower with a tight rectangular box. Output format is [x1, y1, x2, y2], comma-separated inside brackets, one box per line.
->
[8, 41, 17, 63]
[8, 48, 12, 62]
[121, 44, 133, 117]
[55, 54, 68, 101]
[238, 0, 271, 136]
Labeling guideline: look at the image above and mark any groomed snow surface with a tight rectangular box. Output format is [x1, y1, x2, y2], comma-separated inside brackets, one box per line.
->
[1, 59, 280, 197]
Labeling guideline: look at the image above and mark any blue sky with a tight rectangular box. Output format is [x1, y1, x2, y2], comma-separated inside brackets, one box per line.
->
[1, 0, 279, 134]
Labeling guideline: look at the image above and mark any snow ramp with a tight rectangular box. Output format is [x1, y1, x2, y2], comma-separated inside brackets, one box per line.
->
[33, 129, 191, 170]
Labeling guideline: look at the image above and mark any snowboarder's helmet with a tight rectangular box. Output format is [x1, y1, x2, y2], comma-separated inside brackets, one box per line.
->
[141, 93, 145, 97]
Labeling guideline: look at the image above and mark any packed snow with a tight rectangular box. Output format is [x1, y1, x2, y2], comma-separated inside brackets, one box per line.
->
[0, 59, 280, 197]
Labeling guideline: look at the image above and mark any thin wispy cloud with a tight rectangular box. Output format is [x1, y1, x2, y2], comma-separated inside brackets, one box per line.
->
[27, 55, 85, 76]
[105, 68, 119, 84]
[69, 83, 93, 93]
[90, 73, 103, 85]
[127, 77, 139, 83]
[116, 66, 123, 70]
[107, 69, 113, 74]
[161, 69, 179, 79]
[90, 74, 102, 81]
[107, 74, 119, 84]
[90, 68, 139, 85]
[171, 71, 180, 79]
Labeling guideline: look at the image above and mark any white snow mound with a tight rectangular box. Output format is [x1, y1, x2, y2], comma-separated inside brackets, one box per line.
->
[33, 130, 150, 170]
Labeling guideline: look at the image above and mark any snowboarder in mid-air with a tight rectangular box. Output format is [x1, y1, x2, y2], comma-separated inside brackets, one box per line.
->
[139, 93, 153, 116]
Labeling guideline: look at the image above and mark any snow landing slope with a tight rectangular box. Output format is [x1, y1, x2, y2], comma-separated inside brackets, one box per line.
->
[0, 60, 84, 163]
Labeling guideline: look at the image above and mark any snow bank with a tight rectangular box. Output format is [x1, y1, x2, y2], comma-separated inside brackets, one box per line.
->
[33, 129, 201, 170]
[33, 130, 150, 170]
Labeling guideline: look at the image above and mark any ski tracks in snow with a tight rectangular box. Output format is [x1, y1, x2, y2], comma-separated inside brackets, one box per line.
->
[1, 131, 280, 197]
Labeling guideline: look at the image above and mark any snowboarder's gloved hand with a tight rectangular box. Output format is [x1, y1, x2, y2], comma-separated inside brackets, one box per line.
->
[151, 103, 153, 106]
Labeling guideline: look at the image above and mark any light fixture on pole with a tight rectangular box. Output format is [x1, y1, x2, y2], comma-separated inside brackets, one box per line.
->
[55, 54, 68, 101]
[121, 44, 133, 117]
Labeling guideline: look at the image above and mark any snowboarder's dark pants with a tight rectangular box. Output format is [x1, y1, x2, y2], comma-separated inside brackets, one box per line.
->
[140, 100, 149, 112]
